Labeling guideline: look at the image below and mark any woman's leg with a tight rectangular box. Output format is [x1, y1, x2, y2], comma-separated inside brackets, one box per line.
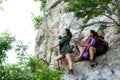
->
[89, 47, 96, 66]
[55, 55, 65, 69]
[65, 53, 73, 69]
[89, 46, 96, 61]
[65, 53, 73, 75]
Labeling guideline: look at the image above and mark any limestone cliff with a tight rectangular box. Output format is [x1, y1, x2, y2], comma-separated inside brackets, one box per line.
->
[35, 0, 120, 80]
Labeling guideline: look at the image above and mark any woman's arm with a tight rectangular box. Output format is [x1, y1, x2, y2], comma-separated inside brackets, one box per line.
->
[52, 44, 59, 48]
[80, 39, 96, 47]
[80, 42, 88, 47]
[49, 29, 59, 38]
[52, 32, 59, 38]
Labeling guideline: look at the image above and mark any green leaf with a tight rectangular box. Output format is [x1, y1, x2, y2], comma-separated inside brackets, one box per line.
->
[0, 0, 3, 3]
[64, 0, 119, 26]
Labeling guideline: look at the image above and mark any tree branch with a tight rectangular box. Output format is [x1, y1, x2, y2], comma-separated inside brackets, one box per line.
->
[16, 41, 31, 58]
[80, 21, 114, 28]
[105, 5, 118, 17]
[104, 14, 120, 26]
[98, 3, 120, 26]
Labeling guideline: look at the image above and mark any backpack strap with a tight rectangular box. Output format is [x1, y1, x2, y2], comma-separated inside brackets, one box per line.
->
[94, 37, 103, 48]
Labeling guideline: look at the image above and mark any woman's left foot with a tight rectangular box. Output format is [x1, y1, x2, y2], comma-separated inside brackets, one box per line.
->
[90, 60, 95, 67]
[75, 56, 85, 62]
[90, 60, 97, 67]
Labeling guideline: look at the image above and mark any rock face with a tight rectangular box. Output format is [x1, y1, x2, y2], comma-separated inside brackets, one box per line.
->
[64, 34, 120, 80]
[35, 0, 120, 80]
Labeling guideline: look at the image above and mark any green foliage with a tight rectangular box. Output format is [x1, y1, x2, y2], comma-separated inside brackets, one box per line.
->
[0, 34, 64, 80]
[65, 0, 111, 18]
[47, 48, 54, 53]
[32, 0, 46, 30]
[114, 26, 120, 33]
[99, 23, 107, 35]
[0, 32, 15, 63]
[0, 39, 34, 80]
[0, 57, 64, 80]
[34, 0, 46, 11]
[50, 48, 54, 53]
[0, 0, 4, 11]
[28, 58, 64, 80]
[0, 0, 3, 3]
[64, 0, 120, 27]
[0, 64, 35, 80]
[32, 15, 43, 30]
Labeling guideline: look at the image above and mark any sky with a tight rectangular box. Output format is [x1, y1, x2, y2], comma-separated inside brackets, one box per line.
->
[0, 0, 41, 63]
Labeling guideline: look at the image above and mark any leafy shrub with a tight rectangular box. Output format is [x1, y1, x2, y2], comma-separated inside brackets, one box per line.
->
[34, 0, 46, 11]
[0, 32, 15, 63]
[28, 58, 64, 80]
[32, 15, 43, 30]
[0, 57, 64, 80]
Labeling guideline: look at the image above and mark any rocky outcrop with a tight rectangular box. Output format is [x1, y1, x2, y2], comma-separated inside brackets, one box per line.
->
[64, 28, 120, 80]
[35, 0, 120, 80]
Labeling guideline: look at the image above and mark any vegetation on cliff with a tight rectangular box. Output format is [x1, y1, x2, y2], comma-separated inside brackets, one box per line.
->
[64, 0, 120, 33]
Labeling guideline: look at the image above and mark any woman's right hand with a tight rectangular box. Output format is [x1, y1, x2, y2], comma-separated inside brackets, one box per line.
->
[49, 28, 58, 38]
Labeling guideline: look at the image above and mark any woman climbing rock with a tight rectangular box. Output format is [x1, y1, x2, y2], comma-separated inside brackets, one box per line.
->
[50, 28, 73, 75]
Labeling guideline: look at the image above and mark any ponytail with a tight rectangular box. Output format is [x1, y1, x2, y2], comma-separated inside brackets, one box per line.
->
[90, 30, 98, 37]
[65, 28, 72, 40]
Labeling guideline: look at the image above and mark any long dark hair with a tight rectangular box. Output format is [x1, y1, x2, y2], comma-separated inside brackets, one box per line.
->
[65, 28, 72, 40]
[90, 30, 98, 37]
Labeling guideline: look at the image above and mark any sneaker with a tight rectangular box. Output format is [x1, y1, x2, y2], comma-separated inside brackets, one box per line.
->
[90, 61, 97, 67]
[75, 56, 86, 62]
[79, 56, 86, 61]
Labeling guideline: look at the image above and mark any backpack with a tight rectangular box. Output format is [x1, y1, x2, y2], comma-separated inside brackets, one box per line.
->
[97, 33, 109, 52]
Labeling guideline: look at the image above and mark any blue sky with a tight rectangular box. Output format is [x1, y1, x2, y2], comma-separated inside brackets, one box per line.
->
[0, 0, 41, 63]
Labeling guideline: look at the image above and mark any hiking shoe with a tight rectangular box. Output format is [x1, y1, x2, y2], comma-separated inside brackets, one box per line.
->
[79, 56, 86, 61]
[75, 57, 86, 62]
[90, 61, 97, 67]
[68, 69, 73, 75]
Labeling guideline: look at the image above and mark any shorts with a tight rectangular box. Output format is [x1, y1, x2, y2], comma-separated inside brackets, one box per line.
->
[95, 48, 106, 56]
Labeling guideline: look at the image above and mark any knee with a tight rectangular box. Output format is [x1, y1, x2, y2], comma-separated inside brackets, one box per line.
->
[65, 54, 70, 58]
[89, 46, 96, 53]
[66, 58, 71, 61]
[55, 58, 59, 62]
[65, 54, 72, 61]
[89, 47, 94, 51]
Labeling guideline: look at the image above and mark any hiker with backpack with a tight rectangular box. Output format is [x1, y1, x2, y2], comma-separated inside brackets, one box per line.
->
[49, 28, 73, 75]
[75, 30, 108, 66]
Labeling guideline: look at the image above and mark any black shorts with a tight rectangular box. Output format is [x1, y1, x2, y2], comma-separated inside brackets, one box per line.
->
[95, 48, 106, 56]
